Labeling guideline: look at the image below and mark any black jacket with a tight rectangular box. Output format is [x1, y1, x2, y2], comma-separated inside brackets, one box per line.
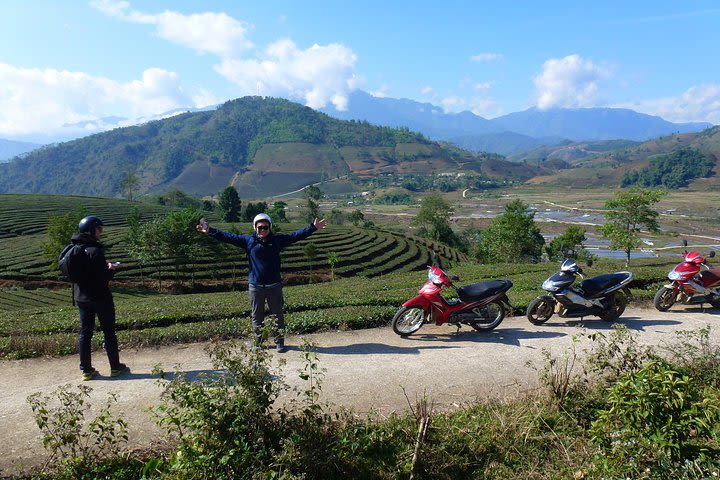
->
[71, 233, 114, 303]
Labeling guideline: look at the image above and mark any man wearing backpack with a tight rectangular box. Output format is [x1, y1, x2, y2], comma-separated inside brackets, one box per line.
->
[196, 213, 327, 352]
[68, 216, 128, 380]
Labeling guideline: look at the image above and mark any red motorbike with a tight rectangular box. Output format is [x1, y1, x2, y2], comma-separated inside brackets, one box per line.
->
[392, 265, 514, 336]
[654, 241, 720, 311]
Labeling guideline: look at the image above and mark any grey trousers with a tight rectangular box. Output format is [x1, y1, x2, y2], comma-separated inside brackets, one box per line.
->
[248, 285, 285, 345]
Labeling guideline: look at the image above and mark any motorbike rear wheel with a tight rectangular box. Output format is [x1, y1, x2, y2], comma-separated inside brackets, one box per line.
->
[392, 307, 426, 336]
[653, 286, 676, 312]
[469, 301, 505, 331]
[710, 296, 720, 309]
[599, 291, 629, 321]
[526, 296, 555, 325]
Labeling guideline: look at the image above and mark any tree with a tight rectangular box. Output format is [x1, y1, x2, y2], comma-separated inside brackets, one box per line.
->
[41, 208, 88, 269]
[476, 199, 544, 263]
[303, 185, 323, 223]
[348, 209, 365, 226]
[303, 241, 319, 281]
[413, 194, 463, 249]
[218, 186, 241, 222]
[243, 201, 268, 222]
[328, 208, 346, 225]
[266, 201, 288, 224]
[162, 189, 202, 208]
[327, 251, 339, 280]
[121, 170, 139, 201]
[599, 188, 666, 265]
[545, 225, 590, 261]
[127, 208, 206, 287]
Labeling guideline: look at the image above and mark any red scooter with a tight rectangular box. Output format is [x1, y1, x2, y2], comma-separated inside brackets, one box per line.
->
[392, 265, 514, 336]
[654, 241, 720, 311]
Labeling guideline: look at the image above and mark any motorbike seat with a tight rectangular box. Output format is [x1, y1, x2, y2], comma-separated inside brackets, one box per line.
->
[699, 269, 720, 287]
[579, 273, 632, 299]
[457, 280, 512, 302]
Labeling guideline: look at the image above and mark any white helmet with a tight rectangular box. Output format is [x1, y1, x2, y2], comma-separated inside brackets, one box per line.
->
[253, 213, 272, 229]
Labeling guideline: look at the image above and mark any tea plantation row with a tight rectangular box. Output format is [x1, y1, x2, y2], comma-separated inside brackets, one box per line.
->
[0, 259, 681, 359]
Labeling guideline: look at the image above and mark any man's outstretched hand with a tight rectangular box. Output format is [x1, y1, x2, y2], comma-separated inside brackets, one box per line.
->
[196, 222, 210, 234]
[313, 218, 328, 230]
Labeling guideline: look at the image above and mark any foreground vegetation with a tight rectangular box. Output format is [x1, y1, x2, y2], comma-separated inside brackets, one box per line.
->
[20, 326, 720, 479]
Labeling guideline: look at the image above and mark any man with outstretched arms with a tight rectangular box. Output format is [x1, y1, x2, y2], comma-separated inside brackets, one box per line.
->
[197, 213, 327, 352]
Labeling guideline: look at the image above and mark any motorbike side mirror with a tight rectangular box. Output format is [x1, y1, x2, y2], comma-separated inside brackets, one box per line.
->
[682, 239, 688, 247]
[710, 251, 716, 258]
[450, 275, 460, 281]
[586, 258, 593, 267]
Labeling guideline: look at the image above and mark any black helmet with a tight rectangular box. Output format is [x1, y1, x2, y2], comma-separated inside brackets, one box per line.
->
[78, 216, 104, 234]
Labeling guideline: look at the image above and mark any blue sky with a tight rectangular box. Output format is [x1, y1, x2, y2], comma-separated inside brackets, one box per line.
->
[2, 0, 719, 141]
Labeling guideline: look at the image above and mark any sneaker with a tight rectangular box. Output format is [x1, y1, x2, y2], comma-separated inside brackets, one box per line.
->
[275, 344, 287, 353]
[110, 363, 130, 377]
[82, 368, 99, 381]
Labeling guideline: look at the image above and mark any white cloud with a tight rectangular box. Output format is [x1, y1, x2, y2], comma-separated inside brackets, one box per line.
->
[470, 52, 503, 62]
[441, 95, 466, 113]
[90, 0, 253, 57]
[533, 54, 612, 109]
[370, 84, 390, 98]
[474, 82, 492, 91]
[92, 1, 359, 111]
[470, 96, 501, 118]
[420, 86, 434, 96]
[616, 84, 720, 124]
[215, 40, 357, 110]
[0, 63, 195, 137]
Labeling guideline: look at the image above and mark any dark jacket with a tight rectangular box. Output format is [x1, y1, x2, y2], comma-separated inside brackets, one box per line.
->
[209, 225, 317, 286]
[71, 232, 114, 302]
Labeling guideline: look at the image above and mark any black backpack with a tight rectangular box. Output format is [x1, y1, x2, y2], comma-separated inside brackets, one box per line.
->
[58, 244, 90, 283]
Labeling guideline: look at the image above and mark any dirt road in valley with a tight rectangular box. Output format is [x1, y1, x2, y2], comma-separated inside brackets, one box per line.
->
[2, 307, 719, 475]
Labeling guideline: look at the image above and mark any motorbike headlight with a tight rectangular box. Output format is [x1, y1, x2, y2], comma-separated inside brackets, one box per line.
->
[668, 271, 683, 281]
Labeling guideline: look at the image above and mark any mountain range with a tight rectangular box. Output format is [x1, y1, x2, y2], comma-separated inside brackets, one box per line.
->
[0, 138, 42, 162]
[320, 90, 713, 155]
[0, 93, 717, 198]
[2, 90, 712, 161]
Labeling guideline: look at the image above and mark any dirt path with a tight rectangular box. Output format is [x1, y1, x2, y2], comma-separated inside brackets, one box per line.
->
[2, 307, 719, 475]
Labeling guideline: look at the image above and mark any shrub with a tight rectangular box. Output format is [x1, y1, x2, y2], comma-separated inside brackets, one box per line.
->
[27, 384, 129, 476]
[590, 359, 720, 476]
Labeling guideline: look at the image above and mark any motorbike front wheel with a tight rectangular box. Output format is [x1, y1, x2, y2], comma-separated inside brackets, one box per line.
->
[392, 307, 426, 336]
[469, 301, 505, 331]
[653, 286, 676, 312]
[526, 296, 555, 325]
[599, 291, 629, 321]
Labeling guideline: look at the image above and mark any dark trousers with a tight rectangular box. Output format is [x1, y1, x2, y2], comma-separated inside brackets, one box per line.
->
[249, 286, 285, 345]
[77, 299, 120, 372]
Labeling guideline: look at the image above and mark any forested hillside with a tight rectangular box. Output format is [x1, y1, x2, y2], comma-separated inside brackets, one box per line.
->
[0, 97, 506, 198]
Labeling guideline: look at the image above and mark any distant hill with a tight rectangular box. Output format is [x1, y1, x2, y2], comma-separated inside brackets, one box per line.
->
[526, 126, 720, 189]
[320, 91, 713, 153]
[448, 132, 563, 157]
[491, 107, 711, 142]
[0, 139, 42, 162]
[321, 90, 497, 140]
[507, 139, 641, 164]
[0, 96, 534, 198]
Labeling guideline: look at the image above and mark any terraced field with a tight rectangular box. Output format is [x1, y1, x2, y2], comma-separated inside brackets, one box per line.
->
[0, 194, 467, 311]
[0, 194, 188, 238]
